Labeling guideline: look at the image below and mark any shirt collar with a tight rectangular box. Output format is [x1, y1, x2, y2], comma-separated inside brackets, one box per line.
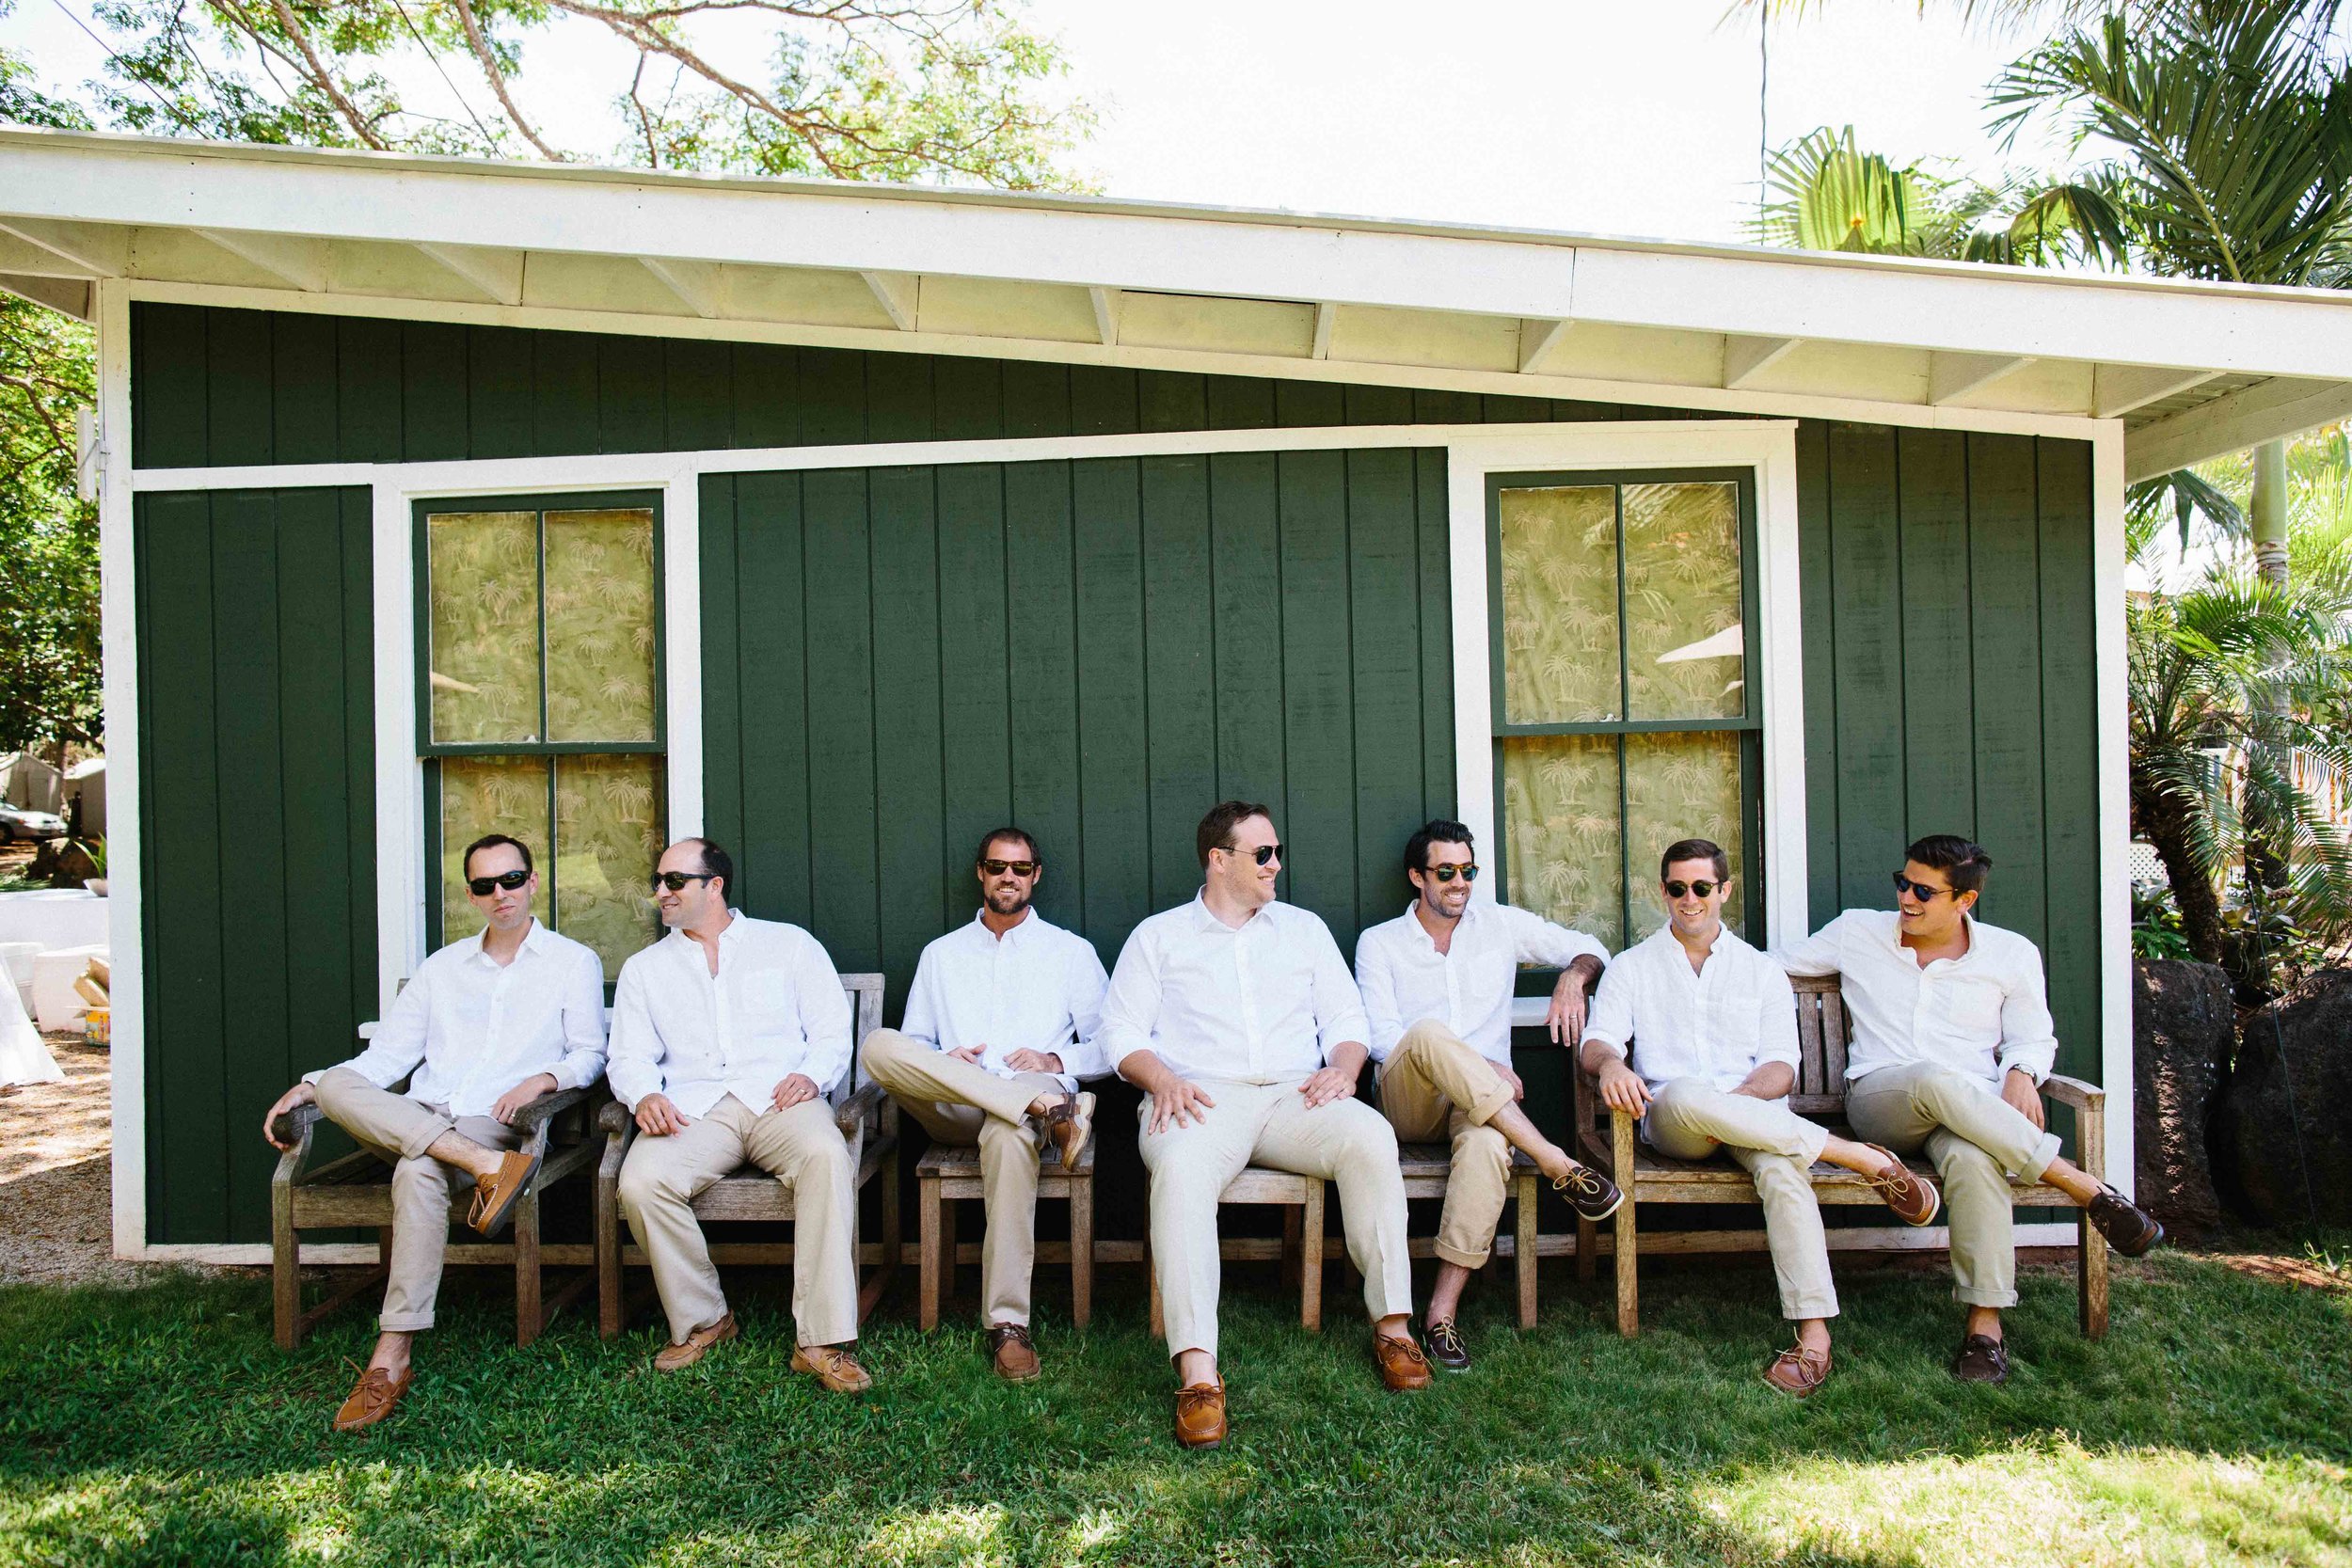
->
[667, 909, 747, 951]
[970, 906, 1041, 944]
[1399, 898, 1481, 953]
[1191, 889, 1272, 932]
[468, 917, 545, 966]
[1884, 908, 1977, 962]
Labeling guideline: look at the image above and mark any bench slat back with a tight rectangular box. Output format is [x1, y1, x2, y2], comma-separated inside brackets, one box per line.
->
[1575, 973, 1855, 1124]
[839, 972, 885, 1093]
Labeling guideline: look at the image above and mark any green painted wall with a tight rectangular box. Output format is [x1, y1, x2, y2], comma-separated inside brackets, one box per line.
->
[134, 486, 378, 1244]
[129, 305, 2102, 1244]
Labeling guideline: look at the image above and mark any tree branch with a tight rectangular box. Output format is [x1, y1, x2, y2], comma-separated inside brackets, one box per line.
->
[445, 0, 568, 159]
[259, 0, 391, 147]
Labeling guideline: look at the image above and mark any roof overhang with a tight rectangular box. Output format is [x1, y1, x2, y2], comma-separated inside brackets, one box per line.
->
[8, 125, 2352, 479]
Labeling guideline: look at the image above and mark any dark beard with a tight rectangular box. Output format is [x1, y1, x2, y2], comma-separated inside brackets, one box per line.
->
[985, 887, 1032, 917]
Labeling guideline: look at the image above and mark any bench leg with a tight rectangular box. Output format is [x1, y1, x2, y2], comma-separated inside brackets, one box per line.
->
[939, 1194, 957, 1315]
[1515, 1172, 1539, 1330]
[2079, 1210, 2110, 1339]
[1280, 1206, 1302, 1292]
[272, 1180, 301, 1353]
[596, 1171, 624, 1340]
[918, 1174, 943, 1332]
[1300, 1183, 1325, 1333]
[1613, 1198, 1639, 1337]
[1577, 1214, 1597, 1282]
[515, 1189, 544, 1348]
[878, 1149, 902, 1308]
[1070, 1176, 1094, 1331]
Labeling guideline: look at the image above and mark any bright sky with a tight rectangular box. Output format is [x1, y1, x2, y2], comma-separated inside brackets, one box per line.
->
[0, 0, 2076, 246]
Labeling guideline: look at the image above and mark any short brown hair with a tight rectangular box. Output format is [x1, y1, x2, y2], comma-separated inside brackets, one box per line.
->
[1659, 837, 1729, 883]
[974, 826, 1040, 865]
[1197, 800, 1275, 867]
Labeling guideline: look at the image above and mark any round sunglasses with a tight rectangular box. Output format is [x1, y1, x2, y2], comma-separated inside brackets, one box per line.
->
[1892, 872, 1958, 901]
[1422, 863, 1478, 883]
[1662, 879, 1722, 899]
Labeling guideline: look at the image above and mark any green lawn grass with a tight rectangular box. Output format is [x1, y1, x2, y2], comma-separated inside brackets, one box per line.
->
[2, 1249, 2347, 1566]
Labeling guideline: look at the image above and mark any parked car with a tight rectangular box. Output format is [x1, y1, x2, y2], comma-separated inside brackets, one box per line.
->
[0, 802, 68, 843]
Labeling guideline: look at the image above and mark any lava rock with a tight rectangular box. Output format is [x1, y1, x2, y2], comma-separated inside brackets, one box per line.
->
[2220, 967, 2352, 1230]
[2131, 959, 2230, 1234]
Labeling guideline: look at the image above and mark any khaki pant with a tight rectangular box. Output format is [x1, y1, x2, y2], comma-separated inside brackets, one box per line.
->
[1138, 1076, 1412, 1359]
[1375, 1020, 1518, 1269]
[861, 1027, 1061, 1326]
[1643, 1079, 1838, 1321]
[615, 1093, 859, 1347]
[313, 1065, 523, 1334]
[1845, 1061, 2064, 1309]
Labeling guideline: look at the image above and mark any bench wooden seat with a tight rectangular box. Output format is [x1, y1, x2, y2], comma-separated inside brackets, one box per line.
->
[595, 973, 898, 1338]
[1398, 1142, 1542, 1328]
[915, 1127, 1096, 1330]
[1574, 973, 2109, 1338]
[270, 1081, 602, 1350]
[1147, 1166, 1327, 1334]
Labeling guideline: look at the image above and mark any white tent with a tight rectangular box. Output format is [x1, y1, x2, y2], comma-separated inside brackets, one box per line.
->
[64, 757, 105, 836]
[0, 752, 64, 816]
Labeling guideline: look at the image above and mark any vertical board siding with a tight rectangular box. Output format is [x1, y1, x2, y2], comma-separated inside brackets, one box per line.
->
[134, 486, 377, 1243]
[700, 451, 1456, 1018]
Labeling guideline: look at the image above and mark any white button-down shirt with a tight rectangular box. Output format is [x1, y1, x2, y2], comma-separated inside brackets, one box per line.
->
[900, 908, 1111, 1092]
[1100, 894, 1370, 1085]
[1581, 922, 1799, 1103]
[606, 911, 854, 1116]
[1774, 909, 2058, 1086]
[308, 920, 606, 1117]
[1354, 898, 1608, 1065]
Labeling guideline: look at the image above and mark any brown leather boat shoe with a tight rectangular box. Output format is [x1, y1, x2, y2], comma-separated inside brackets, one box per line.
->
[988, 1322, 1041, 1383]
[652, 1311, 738, 1372]
[1763, 1344, 1832, 1398]
[464, 1148, 544, 1237]
[1951, 1333, 2010, 1385]
[1373, 1332, 1432, 1391]
[1174, 1379, 1227, 1449]
[331, 1364, 412, 1433]
[1042, 1092, 1094, 1169]
[1861, 1145, 1942, 1227]
[2086, 1185, 2164, 1256]
[1554, 1164, 1624, 1222]
[791, 1341, 875, 1393]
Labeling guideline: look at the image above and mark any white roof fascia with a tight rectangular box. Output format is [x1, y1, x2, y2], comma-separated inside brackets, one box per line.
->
[2124, 377, 2352, 482]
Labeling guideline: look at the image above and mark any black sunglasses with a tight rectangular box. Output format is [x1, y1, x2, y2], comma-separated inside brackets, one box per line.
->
[651, 870, 717, 892]
[1892, 872, 1957, 901]
[1424, 863, 1479, 883]
[980, 859, 1040, 877]
[1662, 879, 1721, 899]
[466, 868, 531, 896]
[1217, 842, 1283, 866]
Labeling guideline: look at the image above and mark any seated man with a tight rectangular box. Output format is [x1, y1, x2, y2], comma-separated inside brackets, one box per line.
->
[1104, 800, 1431, 1450]
[1777, 833, 2164, 1384]
[262, 832, 606, 1433]
[1354, 816, 1626, 1372]
[609, 837, 870, 1392]
[1580, 838, 1941, 1397]
[861, 826, 1106, 1380]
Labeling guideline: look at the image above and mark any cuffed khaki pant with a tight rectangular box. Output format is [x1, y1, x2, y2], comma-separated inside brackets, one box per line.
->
[615, 1092, 859, 1347]
[1844, 1061, 2063, 1309]
[861, 1027, 1061, 1327]
[1642, 1079, 1838, 1322]
[1138, 1075, 1412, 1359]
[313, 1065, 522, 1334]
[1375, 1020, 1518, 1269]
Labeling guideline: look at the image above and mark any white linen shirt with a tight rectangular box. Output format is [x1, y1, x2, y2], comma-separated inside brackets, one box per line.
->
[900, 908, 1111, 1092]
[1581, 923, 1799, 1103]
[605, 911, 854, 1116]
[307, 919, 606, 1117]
[1100, 894, 1370, 1085]
[1774, 909, 2059, 1086]
[1354, 898, 1609, 1065]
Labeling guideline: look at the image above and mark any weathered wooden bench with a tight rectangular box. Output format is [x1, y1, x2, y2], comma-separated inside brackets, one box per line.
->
[595, 972, 896, 1338]
[1572, 973, 2110, 1338]
[1148, 1167, 1327, 1334]
[270, 1079, 602, 1350]
[915, 1121, 1096, 1330]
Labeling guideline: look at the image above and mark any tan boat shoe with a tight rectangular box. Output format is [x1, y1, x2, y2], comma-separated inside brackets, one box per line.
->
[331, 1364, 412, 1433]
[464, 1148, 544, 1237]
[1042, 1092, 1094, 1169]
[1860, 1145, 1942, 1227]
[652, 1312, 738, 1372]
[1373, 1332, 1433, 1391]
[987, 1323, 1041, 1382]
[1174, 1379, 1228, 1449]
[791, 1341, 874, 1394]
[1763, 1344, 1833, 1398]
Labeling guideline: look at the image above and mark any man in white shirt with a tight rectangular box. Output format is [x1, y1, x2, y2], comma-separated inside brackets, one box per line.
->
[1353, 817, 1624, 1372]
[860, 826, 1106, 1381]
[1104, 800, 1431, 1450]
[608, 838, 871, 1392]
[261, 833, 606, 1433]
[1777, 833, 2163, 1385]
[1581, 838, 1941, 1398]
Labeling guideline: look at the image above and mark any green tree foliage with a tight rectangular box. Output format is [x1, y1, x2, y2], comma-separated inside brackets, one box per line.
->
[1747, 124, 2107, 261]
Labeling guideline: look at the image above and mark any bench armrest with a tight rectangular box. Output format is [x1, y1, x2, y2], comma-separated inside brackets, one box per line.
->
[270, 1100, 323, 1146]
[834, 1080, 883, 1140]
[510, 1084, 594, 1133]
[596, 1099, 635, 1137]
[2041, 1073, 2104, 1114]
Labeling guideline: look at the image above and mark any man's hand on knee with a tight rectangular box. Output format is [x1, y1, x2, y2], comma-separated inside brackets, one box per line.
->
[634, 1093, 691, 1136]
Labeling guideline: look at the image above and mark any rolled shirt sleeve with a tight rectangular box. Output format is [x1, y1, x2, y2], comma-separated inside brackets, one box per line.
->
[1353, 927, 1406, 1064]
[1756, 964, 1802, 1074]
[1308, 918, 1372, 1062]
[603, 956, 664, 1112]
[1771, 911, 1852, 977]
[1505, 905, 1609, 972]
[1994, 944, 2059, 1084]
[1057, 940, 1114, 1081]
[1100, 923, 1166, 1080]
[306, 967, 431, 1090]
[793, 933, 855, 1094]
[1579, 958, 1634, 1059]
[551, 946, 610, 1091]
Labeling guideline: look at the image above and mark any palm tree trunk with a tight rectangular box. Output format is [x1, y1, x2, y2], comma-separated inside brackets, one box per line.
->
[2138, 786, 2227, 966]
[2250, 439, 2288, 589]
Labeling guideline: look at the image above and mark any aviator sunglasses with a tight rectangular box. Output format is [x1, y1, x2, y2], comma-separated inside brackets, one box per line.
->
[980, 859, 1040, 877]
[1217, 842, 1284, 866]
[1892, 872, 1958, 902]
[466, 868, 532, 896]
[1662, 879, 1721, 899]
[650, 870, 716, 892]
[1424, 863, 1479, 883]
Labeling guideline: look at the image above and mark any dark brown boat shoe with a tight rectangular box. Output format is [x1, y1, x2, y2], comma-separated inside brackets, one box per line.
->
[1861, 1145, 1942, 1227]
[465, 1148, 543, 1237]
[2086, 1185, 2164, 1256]
[988, 1322, 1041, 1382]
[1554, 1164, 1624, 1223]
[331, 1363, 412, 1433]
[1951, 1333, 2010, 1385]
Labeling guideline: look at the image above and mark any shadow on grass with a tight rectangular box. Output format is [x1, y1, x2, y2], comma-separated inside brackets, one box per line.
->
[2, 1248, 2347, 1566]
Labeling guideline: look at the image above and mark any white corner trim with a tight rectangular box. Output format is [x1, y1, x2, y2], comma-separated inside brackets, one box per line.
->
[97, 278, 145, 1260]
[373, 485, 419, 1010]
[1444, 420, 1808, 949]
[663, 479, 705, 842]
[2091, 426, 2136, 1198]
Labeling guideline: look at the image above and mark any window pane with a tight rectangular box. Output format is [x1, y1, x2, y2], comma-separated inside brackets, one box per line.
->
[545, 509, 659, 743]
[428, 511, 543, 743]
[1501, 733, 1624, 949]
[1624, 731, 1748, 942]
[1498, 485, 1620, 723]
[440, 755, 551, 946]
[553, 753, 665, 975]
[1624, 482, 1744, 721]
